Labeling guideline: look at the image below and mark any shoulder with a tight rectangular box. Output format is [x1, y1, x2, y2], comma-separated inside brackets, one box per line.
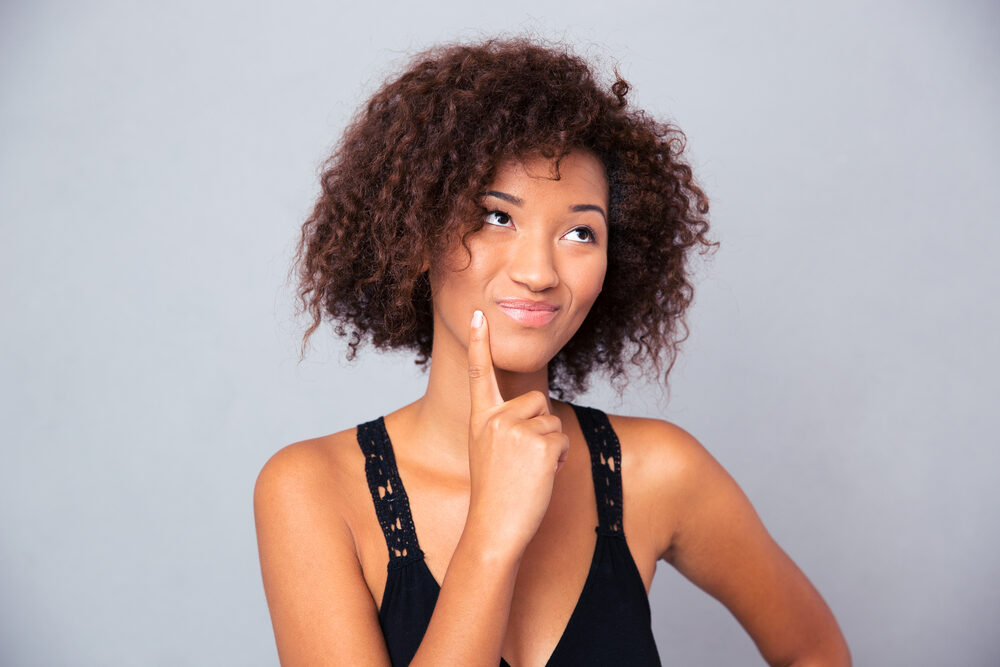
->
[604, 411, 719, 494]
[253, 426, 397, 665]
[253, 426, 367, 531]
[603, 411, 737, 560]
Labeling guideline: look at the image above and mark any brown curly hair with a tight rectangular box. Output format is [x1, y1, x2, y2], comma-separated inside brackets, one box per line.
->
[291, 35, 718, 400]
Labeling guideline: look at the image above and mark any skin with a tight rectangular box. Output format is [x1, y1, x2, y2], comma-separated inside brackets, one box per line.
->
[254, 148, 852, 666]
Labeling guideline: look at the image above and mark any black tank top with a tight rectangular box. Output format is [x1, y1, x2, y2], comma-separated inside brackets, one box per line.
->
[356, 402, 662, 666]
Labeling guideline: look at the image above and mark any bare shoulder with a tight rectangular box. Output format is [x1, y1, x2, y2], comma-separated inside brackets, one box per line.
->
[253, 426, 392, 665]
[254, 427, 362, 505]
[605, 411, 710, 466]
[603, 412, 733, 560]
[604, 412, 721, 498]
[252, 427, 364, 585]
[252, 423, 378, 556]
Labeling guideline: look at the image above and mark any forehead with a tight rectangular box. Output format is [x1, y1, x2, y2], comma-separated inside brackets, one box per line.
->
[487, 149, 609, 205]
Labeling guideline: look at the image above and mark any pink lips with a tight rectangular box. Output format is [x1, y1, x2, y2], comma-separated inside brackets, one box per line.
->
[496, 298, 560, 327]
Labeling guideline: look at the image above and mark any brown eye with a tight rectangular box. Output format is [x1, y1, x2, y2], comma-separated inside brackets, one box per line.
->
[565, 226, 596, 243]
[484, 210, 513, 227]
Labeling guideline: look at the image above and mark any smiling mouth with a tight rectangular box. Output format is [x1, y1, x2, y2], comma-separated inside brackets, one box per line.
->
[497, 304, 559, 327]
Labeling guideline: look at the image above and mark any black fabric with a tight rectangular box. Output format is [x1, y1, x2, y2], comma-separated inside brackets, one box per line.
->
[356, 402, 662, 666]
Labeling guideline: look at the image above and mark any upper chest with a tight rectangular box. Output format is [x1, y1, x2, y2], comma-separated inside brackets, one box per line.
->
[331, 412, 671, 665]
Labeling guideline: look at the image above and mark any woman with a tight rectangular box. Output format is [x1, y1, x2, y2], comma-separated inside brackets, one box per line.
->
[254, 36, 851, 666]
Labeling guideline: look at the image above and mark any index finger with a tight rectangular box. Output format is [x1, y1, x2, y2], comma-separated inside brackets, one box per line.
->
[468, 309, 503, 415]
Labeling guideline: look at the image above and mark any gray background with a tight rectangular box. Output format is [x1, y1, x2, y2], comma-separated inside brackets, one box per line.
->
[2, 0, 997, 665]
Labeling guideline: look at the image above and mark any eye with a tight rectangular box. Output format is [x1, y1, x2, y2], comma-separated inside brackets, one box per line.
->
[565, 226, 597, 244]
[483, 209, 514, 228]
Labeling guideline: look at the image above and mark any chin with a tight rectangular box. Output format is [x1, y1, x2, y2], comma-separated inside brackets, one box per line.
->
[490, 348, 554, 375]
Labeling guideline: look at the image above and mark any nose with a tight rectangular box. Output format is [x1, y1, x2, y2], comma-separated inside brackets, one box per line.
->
[507, 233, 559, 292]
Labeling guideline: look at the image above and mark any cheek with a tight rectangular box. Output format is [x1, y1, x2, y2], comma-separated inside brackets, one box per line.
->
[591, 257, 608, 294]
[433, 237, 499, 290]
[428, 258, 485, 312]
[570, 255, 607, 302]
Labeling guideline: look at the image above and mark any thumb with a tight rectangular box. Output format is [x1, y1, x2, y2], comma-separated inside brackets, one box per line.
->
[468, 309, 503, 416]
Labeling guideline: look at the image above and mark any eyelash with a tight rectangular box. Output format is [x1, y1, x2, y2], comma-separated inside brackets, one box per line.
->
[481, 208, 597, 244]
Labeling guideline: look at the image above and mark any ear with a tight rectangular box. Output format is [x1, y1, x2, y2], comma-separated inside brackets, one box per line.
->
[420, 248, 430, 273]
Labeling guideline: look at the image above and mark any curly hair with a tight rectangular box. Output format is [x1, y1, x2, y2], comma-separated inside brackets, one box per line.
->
[291, 35, 718, 400]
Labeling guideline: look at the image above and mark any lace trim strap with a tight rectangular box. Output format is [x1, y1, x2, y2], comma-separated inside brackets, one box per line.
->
[356, 417, 424, 565]
[569, 403, 625, 536]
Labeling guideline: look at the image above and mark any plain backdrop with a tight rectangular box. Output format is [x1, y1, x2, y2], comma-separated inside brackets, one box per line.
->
[2, 1, 998, 665]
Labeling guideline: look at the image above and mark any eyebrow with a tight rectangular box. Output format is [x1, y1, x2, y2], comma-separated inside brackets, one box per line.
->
[479, 190, 607, 222]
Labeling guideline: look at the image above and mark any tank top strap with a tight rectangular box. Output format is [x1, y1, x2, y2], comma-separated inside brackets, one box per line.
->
[356, 416, 425, 568]
[569, 403, 625, 537]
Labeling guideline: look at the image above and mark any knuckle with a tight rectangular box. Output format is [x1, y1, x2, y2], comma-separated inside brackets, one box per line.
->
[468, 364, 486, 380]
[487, 413, 505, 435]
[522, 390, 547, 410]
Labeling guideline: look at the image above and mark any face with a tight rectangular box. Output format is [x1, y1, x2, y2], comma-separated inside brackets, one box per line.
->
[428, 147, 609, 373]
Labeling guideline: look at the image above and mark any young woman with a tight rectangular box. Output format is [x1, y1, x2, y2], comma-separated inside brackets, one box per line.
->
[254, 36, 851, 666]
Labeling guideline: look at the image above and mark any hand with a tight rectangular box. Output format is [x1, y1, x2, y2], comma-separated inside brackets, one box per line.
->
[464, 309, 570, 553]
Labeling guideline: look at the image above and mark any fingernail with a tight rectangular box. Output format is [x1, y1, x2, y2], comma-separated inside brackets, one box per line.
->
[471, 309, 483, 328]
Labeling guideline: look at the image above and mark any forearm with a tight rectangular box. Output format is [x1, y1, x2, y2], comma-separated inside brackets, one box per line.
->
[785, 643, 852, 667]
[409, 516, 522, 667]
[774, 623, 851, 667]
[787, 654, 851, 667]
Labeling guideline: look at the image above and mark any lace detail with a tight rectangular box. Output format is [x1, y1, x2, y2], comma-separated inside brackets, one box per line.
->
[356, 417, 424, 567]
[568, 403, 625, 537]
[356, 404, 627, 569]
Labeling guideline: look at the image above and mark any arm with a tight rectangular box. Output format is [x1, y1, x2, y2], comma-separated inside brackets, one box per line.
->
[253, 442, 523, 667]
[409, 512, 521, 666]
[648, 421, 851, 667]
[254, 443, 391, 666]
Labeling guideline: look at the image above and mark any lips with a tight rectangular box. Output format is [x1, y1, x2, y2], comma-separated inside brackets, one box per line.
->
[496, 298, 560, 327]
[496, 298, 560, 311]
